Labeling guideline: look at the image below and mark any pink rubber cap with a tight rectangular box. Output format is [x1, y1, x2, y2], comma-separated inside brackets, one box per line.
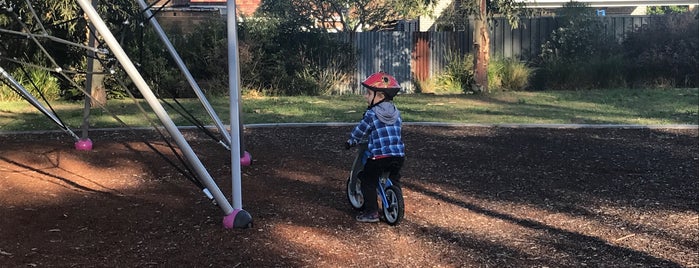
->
[74, 138, 93, 151]
[240, 151, 252, 166]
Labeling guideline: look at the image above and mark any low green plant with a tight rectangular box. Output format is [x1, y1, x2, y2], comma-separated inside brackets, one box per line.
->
[488, 57, 532, 91]
[500, 59, 531, 91]
[487, 58, 504, 90]
[434, 52, 474, 94]
[532, 55, 627, 90]
[413, 76, 437, 94]
[294, 60, 352, 96]
[0, 83, 19, 101]
[588, 55, 627, 89]
[0, 67, 60, 101]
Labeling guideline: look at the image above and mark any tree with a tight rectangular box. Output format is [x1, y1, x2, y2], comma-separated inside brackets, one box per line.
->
[250, 0, 439, 94]
[442, 0, 527, 93]
[0, 0, 136, 102]
[473, 0, 527, 93]
[258, 0, 438, 32]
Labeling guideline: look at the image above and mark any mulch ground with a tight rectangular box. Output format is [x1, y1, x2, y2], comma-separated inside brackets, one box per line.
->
[0, 125, 697, 267]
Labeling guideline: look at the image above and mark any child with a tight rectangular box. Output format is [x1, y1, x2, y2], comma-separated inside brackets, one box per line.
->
[345, 72, 405, 223]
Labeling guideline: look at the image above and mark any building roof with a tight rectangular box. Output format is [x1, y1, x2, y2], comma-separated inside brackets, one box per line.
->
[155, 0, 261, 16]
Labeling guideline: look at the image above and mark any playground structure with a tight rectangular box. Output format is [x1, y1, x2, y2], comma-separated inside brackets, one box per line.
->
[0, 1, 252, 228]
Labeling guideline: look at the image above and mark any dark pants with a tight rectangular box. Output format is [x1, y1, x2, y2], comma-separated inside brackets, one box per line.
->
[360, 156, 405, 213]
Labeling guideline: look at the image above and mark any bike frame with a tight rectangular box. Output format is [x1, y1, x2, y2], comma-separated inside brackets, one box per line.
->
[356, 142, 393, 206]
[377, 176, 394, 211]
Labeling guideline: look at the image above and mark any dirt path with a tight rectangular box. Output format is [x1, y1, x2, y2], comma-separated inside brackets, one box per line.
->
[0, 126, 697, 267]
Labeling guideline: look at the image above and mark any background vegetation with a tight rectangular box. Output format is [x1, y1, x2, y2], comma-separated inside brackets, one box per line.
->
[0, 2, 697, 100]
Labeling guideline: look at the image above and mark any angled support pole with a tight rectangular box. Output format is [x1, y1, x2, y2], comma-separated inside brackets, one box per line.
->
[0, 66, 80, 141]
[76, 0, 235, 217]
[135, 0, 232, 150]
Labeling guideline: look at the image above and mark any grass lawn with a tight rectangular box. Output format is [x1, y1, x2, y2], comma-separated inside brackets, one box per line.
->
[0, 88, 697, 132]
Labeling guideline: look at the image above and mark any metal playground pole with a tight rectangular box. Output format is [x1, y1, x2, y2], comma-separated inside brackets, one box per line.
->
[223, 0, 253, 229]
[75, 0, 236, 221]
[134, 0, 233, 150]
[0, 66, 80, 141]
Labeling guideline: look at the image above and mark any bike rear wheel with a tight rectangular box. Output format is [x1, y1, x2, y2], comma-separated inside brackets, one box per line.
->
[346, 177, 364, 210]
[382, 185, 404, 225]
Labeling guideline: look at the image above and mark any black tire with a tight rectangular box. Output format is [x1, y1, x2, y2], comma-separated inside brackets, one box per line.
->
[381, 185, 404, 225]
[346, 177, 364, 210]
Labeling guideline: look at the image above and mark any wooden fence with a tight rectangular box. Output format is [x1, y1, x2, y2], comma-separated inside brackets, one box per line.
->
[335, 16, 658, 94]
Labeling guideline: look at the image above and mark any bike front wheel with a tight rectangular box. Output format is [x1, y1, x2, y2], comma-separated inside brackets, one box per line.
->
[382, 185, 404, 225]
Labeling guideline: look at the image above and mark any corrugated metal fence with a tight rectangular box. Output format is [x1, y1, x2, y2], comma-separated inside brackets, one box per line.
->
[335, 16, 657, 94]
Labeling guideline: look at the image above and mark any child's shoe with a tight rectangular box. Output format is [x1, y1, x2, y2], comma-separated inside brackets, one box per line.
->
[356, 211, 379, 223]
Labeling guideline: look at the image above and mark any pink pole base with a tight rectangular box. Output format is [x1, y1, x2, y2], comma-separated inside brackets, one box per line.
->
[223, 209, 253, 229]
[74, 138, 93, 151]
[240, 151, 252, 166]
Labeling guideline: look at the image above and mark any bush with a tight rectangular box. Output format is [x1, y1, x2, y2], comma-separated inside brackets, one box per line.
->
[540, 3, 620, 63]
[531, 55, 627, 90]
[488, 57, 531, 91]
[238, 18, 355, 96]
[622, 10, 698, 88]
[294, 60, 352, 95]
[534, 3, 625, 90]
[0, 67, 60, 101]
[433, 52, 474, 94]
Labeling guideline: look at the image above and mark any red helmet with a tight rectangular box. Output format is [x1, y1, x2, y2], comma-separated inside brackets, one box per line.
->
[361, 72, 401, 99]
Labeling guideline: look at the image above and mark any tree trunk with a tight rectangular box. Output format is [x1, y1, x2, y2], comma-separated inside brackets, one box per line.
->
[89, 60, 106, 106]
[472, 0, 489, 93]
[84, 7, 106, 107]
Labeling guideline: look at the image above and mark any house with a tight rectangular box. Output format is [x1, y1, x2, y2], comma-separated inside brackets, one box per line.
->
[147, 0, 261, 32]
[187, 0, 261, 16]
[148, 0, 260, 16]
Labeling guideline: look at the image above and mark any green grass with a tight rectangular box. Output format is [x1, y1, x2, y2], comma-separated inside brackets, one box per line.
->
[0, 88, 697, 132]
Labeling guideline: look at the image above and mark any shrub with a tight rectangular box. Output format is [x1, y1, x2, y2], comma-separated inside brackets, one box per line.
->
[433, 52, 474, 94]
[540, 4, 620, 63]
[415, 78, 442, 94]
[237, 18, 355, 96]
[622, 10, 698, 88]
[294, 60, 352, 96]
[531, 55, 627, 90]
[172, 19, 229, 96]
[487, 58, 504, 90]
[534, 3, 625, 90]
[0, 67, 60, 101]
[488, 57, 531, 91]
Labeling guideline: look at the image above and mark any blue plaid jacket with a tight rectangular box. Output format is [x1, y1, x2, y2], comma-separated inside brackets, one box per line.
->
[348, 108, 405, 158]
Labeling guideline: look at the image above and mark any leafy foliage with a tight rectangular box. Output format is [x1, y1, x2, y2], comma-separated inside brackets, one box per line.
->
[488, 57, 531, 91]
[0, 0, 138, 100]
[434, 0, 528, 31]
[646, 5, 689, 15]
[433, 52, 475, 94]
[533, 2, 625, 90]
[258, 0, 437, 32]
[295, 60, 352, 95]
[540, 2, 621, 63]
[0, 65, 60, 101]
[236, 16, 355, 95]
[622, 10, 698, 88]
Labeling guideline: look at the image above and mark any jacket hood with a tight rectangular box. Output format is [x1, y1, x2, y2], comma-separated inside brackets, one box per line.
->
[372, 102, 399, 124]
